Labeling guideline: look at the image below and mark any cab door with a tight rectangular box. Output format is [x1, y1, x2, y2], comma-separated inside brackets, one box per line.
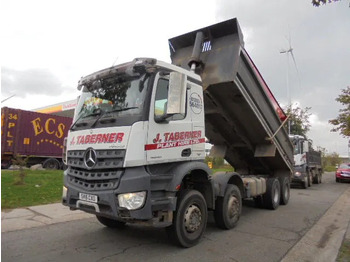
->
[146, 72, 193, 164]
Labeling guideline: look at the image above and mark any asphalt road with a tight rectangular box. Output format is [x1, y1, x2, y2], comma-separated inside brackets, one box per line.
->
[2, 172, 349, 262]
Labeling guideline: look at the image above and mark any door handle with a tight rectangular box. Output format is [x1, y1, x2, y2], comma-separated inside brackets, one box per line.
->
[181, 148, 191, 157]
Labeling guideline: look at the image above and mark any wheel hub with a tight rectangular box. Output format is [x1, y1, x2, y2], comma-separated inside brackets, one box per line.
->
[273, 187, 279, 203]
[228, 195, 239, 219]
[184, 204, 202, 233]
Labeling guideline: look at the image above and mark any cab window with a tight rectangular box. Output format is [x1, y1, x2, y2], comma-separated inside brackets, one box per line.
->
[154, 78, 185, 121]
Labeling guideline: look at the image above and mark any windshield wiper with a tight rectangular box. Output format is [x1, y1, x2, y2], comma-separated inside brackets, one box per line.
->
[90, 107, 139, 128]
[70, 109, 102, 130]
[110, 106, 139, 112]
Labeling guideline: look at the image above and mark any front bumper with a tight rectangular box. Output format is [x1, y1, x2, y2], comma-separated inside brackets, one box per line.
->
[336, 173, 350, 182]
[62, 166, 177, 224]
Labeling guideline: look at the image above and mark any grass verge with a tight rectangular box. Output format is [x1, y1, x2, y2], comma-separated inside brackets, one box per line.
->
[337, 239, 350, 262]
[1, 169, 64, 210]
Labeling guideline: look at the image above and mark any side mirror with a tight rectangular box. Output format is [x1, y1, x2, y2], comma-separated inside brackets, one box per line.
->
[303, 140, 309, 153]
[167, 72, 187, 115]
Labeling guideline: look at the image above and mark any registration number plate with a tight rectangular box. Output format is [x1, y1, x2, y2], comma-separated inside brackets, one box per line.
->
[79, 193, 98, 203]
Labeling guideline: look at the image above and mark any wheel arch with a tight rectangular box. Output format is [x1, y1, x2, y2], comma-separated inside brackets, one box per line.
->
[211, 172, 244, 199]
[167, 161, 215, 209]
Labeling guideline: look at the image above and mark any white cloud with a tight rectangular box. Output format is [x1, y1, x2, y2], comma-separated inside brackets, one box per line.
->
[1, 0, 349, 156]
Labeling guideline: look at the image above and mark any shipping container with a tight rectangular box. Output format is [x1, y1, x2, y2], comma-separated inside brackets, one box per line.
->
[1, 107, 72, 169]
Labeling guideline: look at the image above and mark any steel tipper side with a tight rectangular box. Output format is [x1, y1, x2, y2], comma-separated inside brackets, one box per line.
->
[169, 18, 294, 207]
[169, 18, 293, 177]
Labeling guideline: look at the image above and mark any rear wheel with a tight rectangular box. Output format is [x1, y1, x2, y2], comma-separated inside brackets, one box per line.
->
[279, 177, 290, 205]
[313, 170, 321, 184]
[1, 160, 11, 169]
[96, 215, 126, 228]
[214, 184, 242, 229]
[167, 189, 207, 248]
[42, 158, 60, 169]
[307, 171, 313, 187]
[263, 178, 281, 210]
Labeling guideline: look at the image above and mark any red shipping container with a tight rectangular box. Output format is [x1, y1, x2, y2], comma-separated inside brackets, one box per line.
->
[1, 107, 72, 168]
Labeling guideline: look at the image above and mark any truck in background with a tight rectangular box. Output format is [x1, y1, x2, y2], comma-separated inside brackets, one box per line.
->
[62, 18, 294, 247]
[289, 134, 323, 188]
[1, 107, 72, 169]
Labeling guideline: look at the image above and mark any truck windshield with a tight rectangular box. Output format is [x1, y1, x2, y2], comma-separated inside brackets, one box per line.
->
[72, 73, 149, 129]
[292, 140, 301, 155]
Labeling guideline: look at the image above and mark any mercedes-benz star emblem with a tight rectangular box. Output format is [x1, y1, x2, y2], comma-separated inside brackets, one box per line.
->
[84, 148, 97, 169]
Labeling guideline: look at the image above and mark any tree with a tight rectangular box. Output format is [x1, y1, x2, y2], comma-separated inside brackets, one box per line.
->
[11, 155, 30, 185]
[312, 0, 341, 7]
[285, 105, 312, 137]
[329, 86, 350, 137]
[322, 151, 342, 171]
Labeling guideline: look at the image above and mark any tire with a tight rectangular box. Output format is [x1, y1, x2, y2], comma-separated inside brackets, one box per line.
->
[336, 178, 340, 183]
[313, 170, 321, 184]
[307, 171, 312, 187]
[302, 176, 308, 189]
[1, 160, 11, 169]
[96, 215, 126, 228]
[214, 184, 242, 229]
[263, 178, 281, 210]
[42, 158, 60, 169]
[279, 177, 290, 205]
[167, 189, 207, 248]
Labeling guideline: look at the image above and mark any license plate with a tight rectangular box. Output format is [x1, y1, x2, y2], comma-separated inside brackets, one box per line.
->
[79, 193, 98, 203]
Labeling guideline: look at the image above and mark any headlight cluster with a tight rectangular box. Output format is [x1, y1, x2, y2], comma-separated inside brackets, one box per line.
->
[294, 172, 302, 177]
[118, 191, 146, 210]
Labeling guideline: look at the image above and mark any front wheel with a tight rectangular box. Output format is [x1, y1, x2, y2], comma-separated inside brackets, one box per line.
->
[214, 184, 242, 229]
[167, 189, 207, 248]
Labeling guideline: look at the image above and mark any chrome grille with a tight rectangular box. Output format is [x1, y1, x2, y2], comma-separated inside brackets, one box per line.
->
[66, 149, 125, 191]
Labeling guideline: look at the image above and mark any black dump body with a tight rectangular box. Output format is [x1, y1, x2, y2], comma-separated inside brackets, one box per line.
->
[169, 18, 293, 176]
[306, 150, 322, 168]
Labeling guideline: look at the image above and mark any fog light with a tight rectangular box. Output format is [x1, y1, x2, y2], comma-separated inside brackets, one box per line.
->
[295, 172, 302, 177]
[118, 191, 146, 210]
[62, 186, 68, 199]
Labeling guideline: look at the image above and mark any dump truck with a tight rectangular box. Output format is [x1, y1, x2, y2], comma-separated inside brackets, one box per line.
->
[1, 107, 72, 169]
[62, 18, 294, 247]
[289, 134, 322, 188]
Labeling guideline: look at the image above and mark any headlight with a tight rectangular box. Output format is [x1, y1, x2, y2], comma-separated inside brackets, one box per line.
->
[118, 191, 146, 210]
[62, 186, 68, 199]
[294, 172, 302, 177]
